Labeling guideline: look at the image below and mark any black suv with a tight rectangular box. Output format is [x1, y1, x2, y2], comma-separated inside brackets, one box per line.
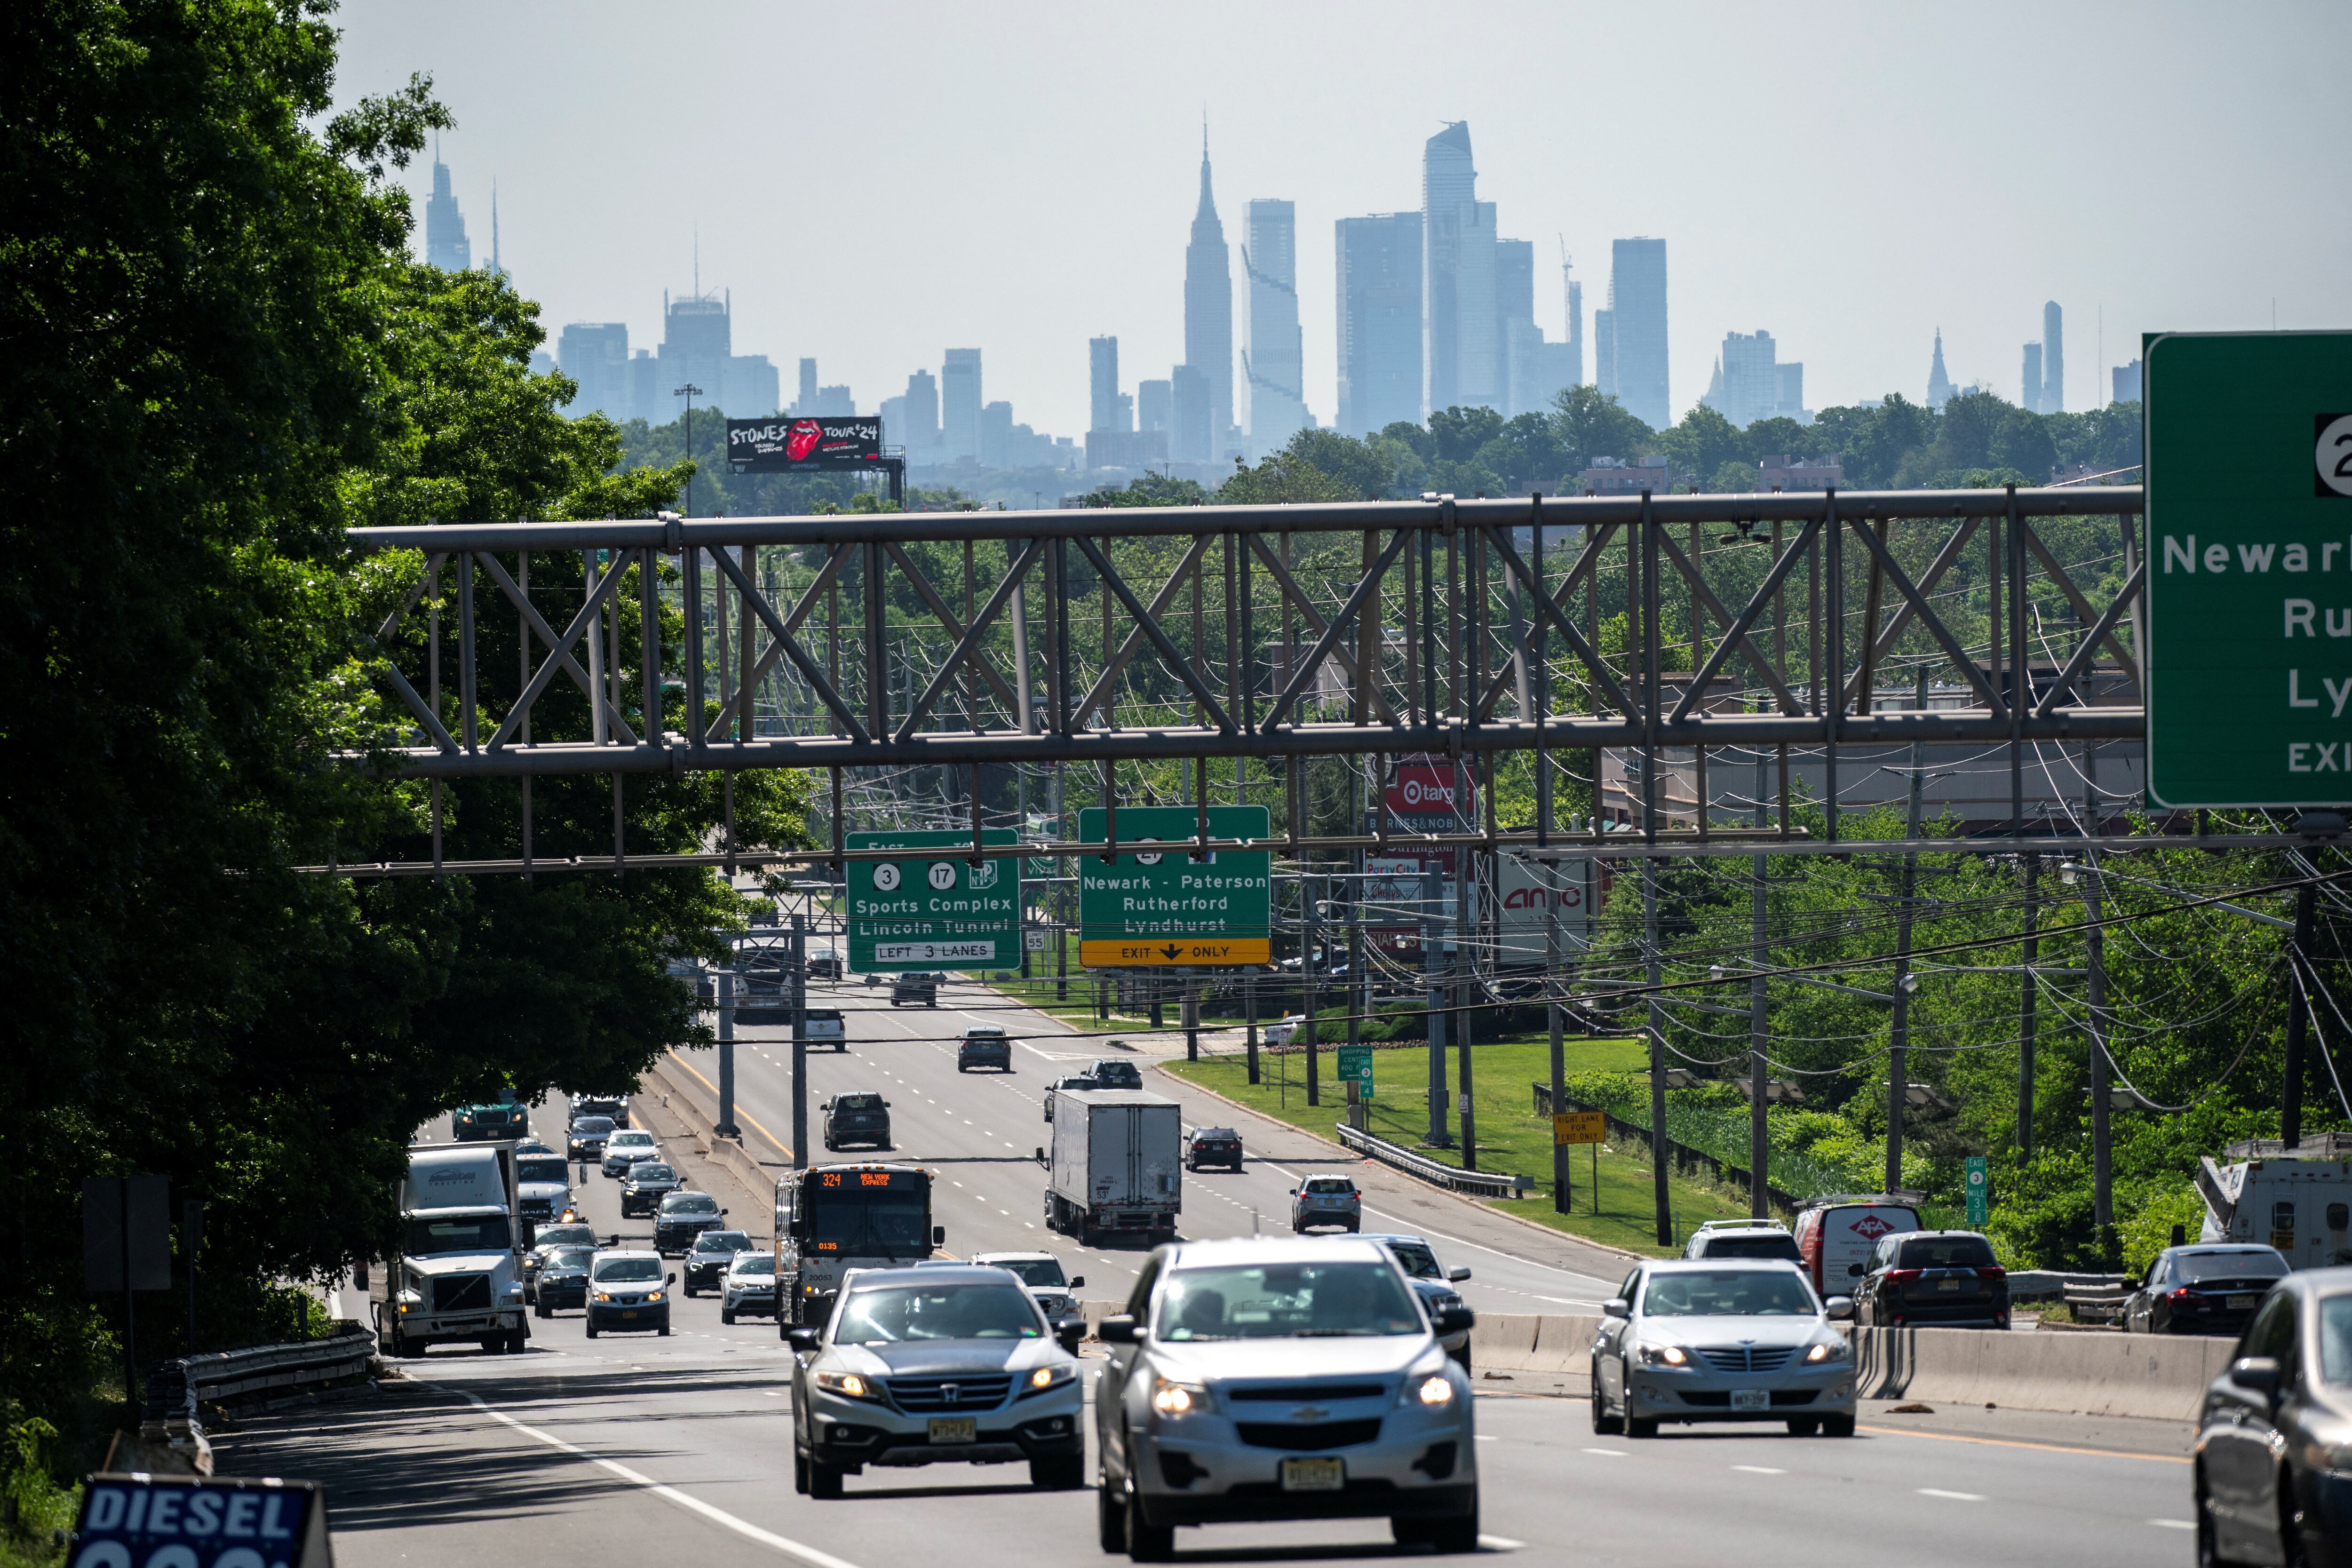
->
[620, 1161, 683, 1218]
[1853, 1229, 2009, 1329]
[957, 1027, 1012, 1072]
[453, 1102, 529, 1141]
[1086, 1058, 1142, 1090]
[572, 1092, 630, 1128]
[822, 1091, 892, 1151]
[653, 1191, 728, 1255]
[890, 972, 941, 1008]
[682, 1229, 757, 1296]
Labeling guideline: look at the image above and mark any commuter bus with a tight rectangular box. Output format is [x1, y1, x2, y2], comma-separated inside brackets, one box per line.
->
[773, 1163, 944, 1330]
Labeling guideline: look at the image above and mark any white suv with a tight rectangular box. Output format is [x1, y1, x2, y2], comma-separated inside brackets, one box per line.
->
[601, 1129, 660, 1178]
[1683, 1218, 1802, 1263]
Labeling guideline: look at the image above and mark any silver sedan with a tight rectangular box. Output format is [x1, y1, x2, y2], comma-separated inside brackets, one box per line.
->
[1589, 1259, 1857, 1437]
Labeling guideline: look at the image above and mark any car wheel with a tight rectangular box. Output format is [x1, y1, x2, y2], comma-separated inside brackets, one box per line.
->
[684, 1284, 698, 1298]
[2281, 1466, 2312, 1568]
[1031, 1454, 1085, 1490]
[658, 1322, 671, 1337]
[1097, 1476, 1127, 1553]
[1821, 1414, 1855, 1437]
[2196, 1469, 2235, 1568]
[1416, 1493, 1480, 1554]
[585, 1323, 598, 1339]
[1785, 1417, 1820, 1436]
[809, 1458, 844, 1500]
[1590, 1382, 1623, 1436]
[534, 1302, 550, 1320]
[721, 1306, 737, 1325]
[1450, 1342, 1472, 1376]
[1126, 1487, 1173, 1561]
[795, 1449, 810, 1496]
[478, 1338, 501, 1355]
[1626, 1416, 1659, 1440]
[507, 1331, 527, 1354]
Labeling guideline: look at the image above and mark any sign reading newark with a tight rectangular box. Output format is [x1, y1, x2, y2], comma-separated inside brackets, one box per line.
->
[726, 416, 886, 473]
[846, 828, 1018, 972]
[1077, 805, 1271, 966]
[2145, 331, 2352, 808]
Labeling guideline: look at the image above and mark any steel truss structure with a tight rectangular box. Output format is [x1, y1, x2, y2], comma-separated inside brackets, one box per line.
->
[342, 485, 2152, 869]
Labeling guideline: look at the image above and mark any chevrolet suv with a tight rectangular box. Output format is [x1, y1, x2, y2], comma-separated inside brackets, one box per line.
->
[1095, 1237, 1478, 1559]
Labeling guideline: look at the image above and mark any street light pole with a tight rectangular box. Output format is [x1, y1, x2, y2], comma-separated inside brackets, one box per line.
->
[675, 382, 704, 518]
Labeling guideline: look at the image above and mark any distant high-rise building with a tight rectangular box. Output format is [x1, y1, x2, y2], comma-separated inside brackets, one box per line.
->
[1421, 122, 1477, 415]
[1089, 337, 1120, 432]
[1171, 364, 1211, 462]
[486, 183, 505, 281]
[1497, 239, 1534, 328]
[979, 400, 1014, 469]
[1562, 257, 1584, 389]
[1113, 392, 1134, 433]
[1593, 309, 1617, 399]
[1243, 199, 1307, 455]
[1926, 328, 1955, 410]
[1137, 378, 1174, 434]
[879, 394, 907, 442]
[941, 349, 982, 460]
[425, 159, 471, 272]
[902, 369, 940, 452]
[1607, 239, 1669, 430]
[814, 385, 853, 416]
[2041, 301, 2064, 413]
[1774, 363, 1808, 423]
[657, 288, 778, 418]
[1495, 238, 1545, 417]
[2022, 342, 2043, 412]
[2112, 358, 2143, 404]
[796, 358, 818, 414]
[1706, 330, 1780, 428]
[557, 322, 630, 421]
[1183, 133, 1234, 454]
[1335, 212, 1422, 437]
[1452, 201, 1500, 410]
[1504, 322, 1573, 421]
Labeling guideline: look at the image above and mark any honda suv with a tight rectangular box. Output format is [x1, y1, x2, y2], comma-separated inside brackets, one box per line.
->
[1290, 1176, 1361, 1233]
[823, 1092, 892, 1151]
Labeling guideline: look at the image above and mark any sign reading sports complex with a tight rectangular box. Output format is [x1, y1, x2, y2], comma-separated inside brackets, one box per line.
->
[844, 828, 1019, 971]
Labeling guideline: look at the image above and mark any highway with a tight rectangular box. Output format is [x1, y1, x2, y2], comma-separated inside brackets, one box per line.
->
[244, 978, 2198, 1566]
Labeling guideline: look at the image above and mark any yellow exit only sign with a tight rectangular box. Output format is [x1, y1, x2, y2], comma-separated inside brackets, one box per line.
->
[1078, 938, 1273, 967]
[1552, 1111, 1606, 1146]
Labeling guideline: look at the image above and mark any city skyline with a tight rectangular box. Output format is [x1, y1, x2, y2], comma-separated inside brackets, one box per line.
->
[347, 1, 2350, 441]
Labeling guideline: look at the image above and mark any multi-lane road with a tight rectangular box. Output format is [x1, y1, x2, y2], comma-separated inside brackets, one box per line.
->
[235, 978, 2198, 1567]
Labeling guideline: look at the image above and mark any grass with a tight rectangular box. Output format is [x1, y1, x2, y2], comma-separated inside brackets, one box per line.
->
[1162, 1035, 1762, 1258]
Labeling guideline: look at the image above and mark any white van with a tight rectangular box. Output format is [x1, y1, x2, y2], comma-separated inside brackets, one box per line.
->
[2198, 1139, 2352, 1269]
[1794, 1196, 1923, 1293]
[803, 1009, 847, 1050]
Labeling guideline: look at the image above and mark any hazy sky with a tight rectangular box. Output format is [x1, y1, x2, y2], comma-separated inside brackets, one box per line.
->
[334, 0, 2350, 439]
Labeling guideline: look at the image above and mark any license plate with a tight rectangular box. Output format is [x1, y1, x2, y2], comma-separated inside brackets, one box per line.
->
[622, 1310, 638, 1319]
[1937, 1278, 1959, 1292]
[1280, 1457, 1344, 1492]
[1730, 1388, 1770, 1412]
[928, 1417, 977, 1445]
[2228, 1294, 2257, 1310]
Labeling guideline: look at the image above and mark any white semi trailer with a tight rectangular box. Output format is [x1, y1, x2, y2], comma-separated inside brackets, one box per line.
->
[1044, 1089, 1182, 1245]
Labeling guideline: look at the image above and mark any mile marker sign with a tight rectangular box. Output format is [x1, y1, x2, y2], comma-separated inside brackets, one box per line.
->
[2146, 331, 2352, 808]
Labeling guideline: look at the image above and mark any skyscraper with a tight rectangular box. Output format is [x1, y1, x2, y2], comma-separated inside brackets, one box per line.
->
[1562, 255, 1584, 389]
[1171, 365, 1211, 464]
[1926, 328, 1955, 410]
[656, 289, 778, 419]
[1708, 330, 1780, 429]
[1335, 212, 1422, 437]
[557, 323, 630, 420]
[2041, 300, 2064, 413]
[1243, 199, 1306, 455]
[796, 358, 818, 415]
[941, 349, 982, 460]
[2112, 358, 2143, 404]
[1607, 239, 1669, 430]
[1421, 122, 1476, 415]
[1593, 309, 1617, 400]
[1137, 378, 1174, 434]
[425, 158, 470, 272]
[2022, 342, 2042, 412]
[902, 369, 940, 453]
[1453, 201, 1500, 410]
[1182, 133, 1234, 456]
[1089, 336, 1120, 432]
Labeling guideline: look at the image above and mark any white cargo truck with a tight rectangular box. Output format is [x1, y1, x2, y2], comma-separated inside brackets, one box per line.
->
[1043, 1088, 1182, 1244]
[379, 1143, 530, 1357]
[2198, 1136, 2352, 1270]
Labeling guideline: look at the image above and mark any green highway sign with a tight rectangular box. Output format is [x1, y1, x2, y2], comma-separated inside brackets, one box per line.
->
[1336, 1044, 1374, 1101]
[1076, 805, 1272, 966]
[1964, 1155, 1989, 1226]
[2146, 331, 2352, 808]
[845, 828, 1019, 972]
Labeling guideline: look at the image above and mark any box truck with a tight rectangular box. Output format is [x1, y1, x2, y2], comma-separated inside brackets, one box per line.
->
[1044, 1088, 1181, 1244]
[2198, 1136, 2352, 1270]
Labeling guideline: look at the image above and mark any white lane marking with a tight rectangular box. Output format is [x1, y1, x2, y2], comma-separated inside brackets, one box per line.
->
[1478, 1536, 1525, 1550]
[431, 1384, 866, 1568]
[1918, 1488, 1985, 1502]
[1473, 1434, 1499, 1442]
[1732, 1465, 1785, 1475]
[2149, 1520, 2194, 1531]
[1581, 1448, 1628, 1457]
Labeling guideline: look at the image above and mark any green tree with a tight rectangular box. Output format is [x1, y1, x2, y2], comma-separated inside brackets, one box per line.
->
[1549, 384, 1656, 474]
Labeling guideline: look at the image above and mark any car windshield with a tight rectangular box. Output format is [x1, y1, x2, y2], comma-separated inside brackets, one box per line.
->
[2178, 1250, 2289, 1284]
[1159, 1262, 1423, 1340]
[548, 1249, 596, 1269]
[631, 1165, 676, 1183]
[732, 1255, 776, 1275]
[1705, 1234, 1802, 1261]
[988, 1258, 1069, 1287]
[834, 1095, 884, 1111]
[611, 1132, 654, 1147]
[664, 1194, 719, 1215]
[1895, 1236, 1997, 1269]
[695, 1232, 753, 1253]
[835, 1284, 1041, 1343]
[593, 1257, 661, 1283]
[1643, 1270, 1817, 1317]
[516, 1158, 569, 1184]
[808, 1190, 932, 1256]
[536, 1225, 595, 1248]
[404, 1215, 513, 1253]
[570, 1116, 614, 1134]
[1384, 1242, 1440, 1278]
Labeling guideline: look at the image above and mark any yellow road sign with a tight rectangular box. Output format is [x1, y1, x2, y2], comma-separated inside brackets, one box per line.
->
[1079, 938, 1272, 967]
[1552, 1111, 1606, 1146]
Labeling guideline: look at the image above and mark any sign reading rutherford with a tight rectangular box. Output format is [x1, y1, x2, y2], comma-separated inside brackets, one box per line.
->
[726, 416, 886, 472]
[1077, 805, 1271, 966]
[2145, 331, 2352, 808]
[845, 828, 1018, 972]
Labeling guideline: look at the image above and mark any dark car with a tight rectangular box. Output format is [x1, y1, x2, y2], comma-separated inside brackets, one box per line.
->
[1182, 1126, 1243, 1171]
[957, 1026, 1013, 1072]
[683, 1230, 757, 1296]
[738, 955, 791, 1024]
[890, 972, 941, 1008]
[2128, 1244, 2289, 1337]
[565, 1114, 616, 1161]
[522, 1224, 598, 1302]
[532, 1246, 596, 1316]
[822, 1091, 892, 1151]
[1043, 1075, 1096, 1121]
[1853, 1229, 2009, 1329]
[2195, 1267, 2352, 1565]
[572, 1092, 630, 1128]
[653, 1191, 729, 1256]
[1366, 1233, 1475, 1367]
[807, 949, 842, 981]
[1085, 1058, 1142, 1090]
[620, 1161, 684, 1218]
[453, 1101, 530, 1142]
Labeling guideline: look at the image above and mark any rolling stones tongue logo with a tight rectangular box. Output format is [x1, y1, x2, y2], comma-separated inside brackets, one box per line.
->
[785, 419, 824, 462]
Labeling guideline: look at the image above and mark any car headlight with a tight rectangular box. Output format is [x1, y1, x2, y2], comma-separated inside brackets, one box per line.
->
[645, 1291, 664, 1304]
[1415, 1374, 1455, 1407]
[1805, 1340, 1848, 1363]
[594, 1291, 612, 1302]
[1151, 1376, 1207, 1416]
[814, 1370, 879, 1401]
[1021, 1364, 1079, 1397]
[1638, 1344, 1690, 1367]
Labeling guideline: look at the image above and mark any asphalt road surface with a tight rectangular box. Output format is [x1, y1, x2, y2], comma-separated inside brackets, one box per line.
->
[255, 977, 2196, 1567]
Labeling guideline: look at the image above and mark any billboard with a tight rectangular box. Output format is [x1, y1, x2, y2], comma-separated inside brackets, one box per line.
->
[726, 416, 886, 472]
[1496, 852, 1591, 961]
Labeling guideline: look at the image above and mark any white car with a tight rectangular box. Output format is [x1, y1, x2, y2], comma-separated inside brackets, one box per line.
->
[721, 1253, 780, 1323]
[970, 1251, 1086, 1324]
[1261, 1014, 1309, 1048]
[1589, 1259, 1857, 1437]
[602, 1128, 660, 1178]
[787, 1264, 1086, 1498]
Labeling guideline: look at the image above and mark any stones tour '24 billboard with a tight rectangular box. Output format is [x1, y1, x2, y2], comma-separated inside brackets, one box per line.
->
[725, 416, 885, 472]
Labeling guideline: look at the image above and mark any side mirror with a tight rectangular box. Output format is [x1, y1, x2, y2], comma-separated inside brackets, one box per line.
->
[787, 1327, 822, 1353]
[665, 1272, 677, 1286]
[1055, 1319, 1086, 1352]
[1098, 1314, 1141, 1344]
[885, 1101, 892, 1107]
[1034, 1146, 1047, 1163]
[932, 1226, 947, 1246]
[1602, 1298, 1631, 1320]
[1823, 1296, 1855, 1321]
[721, 1209, 729, 1217]
[2232, 1356, 2284, 1401]
[1446, 1267, 1472, 1283]
[1433, 1304, 1476, 1336]
[1845, 1262, 1867, 1277]
[1288, 1188, 1299, 1196]
[1070, 1276, 1086, 1289]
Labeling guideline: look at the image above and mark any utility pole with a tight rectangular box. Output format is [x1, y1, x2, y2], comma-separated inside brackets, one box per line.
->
[790, 914, 808, 1169]
[1884, 689, 1926, 1194]
[715, 961, 739, 1139]
[1645, 857, 1669, 1246]
[1303, 871, 1320, 1107]
[2084, 854, 2113, 1242]
[2284, 880, 2318, 1148]
[1749, 744, 1770, 1218]
[2018, 854, 2039, 1156]
[675, 382, 703, 517]
[1424, 865, 1449, 1147]
[1548, 860, 1569, 1213]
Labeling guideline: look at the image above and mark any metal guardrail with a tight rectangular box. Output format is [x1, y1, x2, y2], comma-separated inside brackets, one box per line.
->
[173, 1321, 377, 1403]
[2060, 1280, 2133, 1321]
[1335, 1122, 1534, 1200]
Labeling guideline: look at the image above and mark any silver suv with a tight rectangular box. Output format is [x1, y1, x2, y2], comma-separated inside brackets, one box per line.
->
[1095, 1237, 1478, 1559]
[1589, 1258, 1856, 1438]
